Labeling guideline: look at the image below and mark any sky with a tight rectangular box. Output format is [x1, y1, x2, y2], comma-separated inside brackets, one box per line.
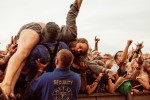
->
[0, 0, 150, 55]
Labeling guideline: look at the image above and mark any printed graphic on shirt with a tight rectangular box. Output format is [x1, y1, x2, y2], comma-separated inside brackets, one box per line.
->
[54, 80, 73, 85]
[52, 86, 73, 100]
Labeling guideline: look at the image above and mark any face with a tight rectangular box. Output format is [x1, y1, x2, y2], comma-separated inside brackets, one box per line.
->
[116, 51, 123, 63]
[131, 59, 139, 71]
[70, 43, 88, 55]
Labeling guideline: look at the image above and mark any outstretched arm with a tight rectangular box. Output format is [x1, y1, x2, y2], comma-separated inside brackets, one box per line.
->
[117, 40, 132, 66]
[58, 0, 83, 44]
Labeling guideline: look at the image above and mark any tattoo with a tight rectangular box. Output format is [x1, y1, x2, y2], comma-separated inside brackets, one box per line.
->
[90, 82, 98, 88]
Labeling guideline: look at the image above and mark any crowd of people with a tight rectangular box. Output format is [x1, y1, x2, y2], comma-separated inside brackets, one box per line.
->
[0, 0, 150, 100]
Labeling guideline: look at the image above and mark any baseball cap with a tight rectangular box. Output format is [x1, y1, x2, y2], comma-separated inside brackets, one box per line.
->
[117, 79, 132, 95]
[42, 22, 60, 41]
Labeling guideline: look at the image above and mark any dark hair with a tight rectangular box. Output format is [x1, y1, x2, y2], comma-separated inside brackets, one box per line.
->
[42, 22, 60, 41]
[114, 51, 123, 61]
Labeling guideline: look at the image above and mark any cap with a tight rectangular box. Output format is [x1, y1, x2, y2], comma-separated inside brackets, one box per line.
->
[117, 79, 132, 95]
[42, 22, 60, 41]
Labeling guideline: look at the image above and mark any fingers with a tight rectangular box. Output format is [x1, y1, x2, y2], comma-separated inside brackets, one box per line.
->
[35, 58, 49, 68]
[13, 35, 18, 45]
[127, 40, 132, 46]
[10, 36, 13, 45]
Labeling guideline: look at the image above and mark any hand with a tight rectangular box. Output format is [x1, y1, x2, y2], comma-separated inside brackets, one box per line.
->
[35, 58, 49, 71]
[98, 73, 103, 78]
[127, 40, 132, 46]
[95, 36, 100, 44]
[135, 41, 144, 50]
[8, 44, 17, 54]
[79, 61, 87, 73]
[12, 35, 18, 45]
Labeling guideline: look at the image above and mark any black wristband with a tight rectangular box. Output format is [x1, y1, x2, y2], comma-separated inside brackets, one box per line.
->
[135, 49, 140, 54]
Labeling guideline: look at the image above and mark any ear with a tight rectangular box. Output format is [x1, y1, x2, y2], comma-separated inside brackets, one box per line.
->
[55, 58, 58, 65]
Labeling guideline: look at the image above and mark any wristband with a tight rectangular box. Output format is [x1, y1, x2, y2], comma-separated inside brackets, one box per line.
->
[94, 80, 99, 84]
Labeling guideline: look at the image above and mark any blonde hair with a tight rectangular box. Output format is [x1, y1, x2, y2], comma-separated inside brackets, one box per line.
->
[56, 49, 74, 68]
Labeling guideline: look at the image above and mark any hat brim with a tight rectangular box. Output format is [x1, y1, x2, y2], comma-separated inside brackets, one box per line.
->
[117, 79, 132, 94]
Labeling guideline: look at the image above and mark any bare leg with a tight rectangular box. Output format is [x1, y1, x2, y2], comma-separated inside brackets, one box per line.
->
[10, 60, 26, 99]
[0, 29, 40, 99]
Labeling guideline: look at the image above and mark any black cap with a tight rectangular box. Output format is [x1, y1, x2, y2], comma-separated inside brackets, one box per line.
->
[42, 22, 60, 41]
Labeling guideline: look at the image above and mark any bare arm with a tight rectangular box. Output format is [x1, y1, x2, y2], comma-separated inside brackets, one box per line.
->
[86, 73, 103, 94]
[94, 36, 100, 51]
[137, 78, 150, 90]
[121, 40, 132, 63]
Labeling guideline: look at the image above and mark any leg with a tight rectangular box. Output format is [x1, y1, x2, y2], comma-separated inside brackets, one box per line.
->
[0, 29, 40, 99]
[10, 60, 26, 99]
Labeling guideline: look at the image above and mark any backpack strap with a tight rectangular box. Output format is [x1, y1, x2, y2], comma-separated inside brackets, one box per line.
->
[40, 41, 59, 72]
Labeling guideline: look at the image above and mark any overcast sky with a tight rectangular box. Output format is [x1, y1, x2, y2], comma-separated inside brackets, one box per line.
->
[0, 0, 150, 55]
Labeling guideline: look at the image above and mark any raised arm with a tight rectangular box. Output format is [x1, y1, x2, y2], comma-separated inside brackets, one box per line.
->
[94, 36, 100, 51]
[118, 40, 132, 65]
[0, 41, 17, 66]
[58, 0, 83, 44]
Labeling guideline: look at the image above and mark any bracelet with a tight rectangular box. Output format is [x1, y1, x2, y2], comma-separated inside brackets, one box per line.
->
[95, 78, 100, 83]
[94, 80, 99, 84]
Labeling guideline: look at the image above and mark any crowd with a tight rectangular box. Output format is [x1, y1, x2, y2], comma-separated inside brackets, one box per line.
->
[0, 0, 150, 100]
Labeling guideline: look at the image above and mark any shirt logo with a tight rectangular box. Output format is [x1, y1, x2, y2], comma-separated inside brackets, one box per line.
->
[52, 86, 72, 100]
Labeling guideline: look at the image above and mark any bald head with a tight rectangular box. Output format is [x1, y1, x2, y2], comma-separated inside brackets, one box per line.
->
[55, 49, 74, 68]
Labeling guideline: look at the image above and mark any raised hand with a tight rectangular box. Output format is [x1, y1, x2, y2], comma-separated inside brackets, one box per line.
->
[35, 58, 49, 72]
[127, 40, 132, 47]
[95, 36, 100, 44]
[135, 41, 144, 50]
[12, 35, 18, 45]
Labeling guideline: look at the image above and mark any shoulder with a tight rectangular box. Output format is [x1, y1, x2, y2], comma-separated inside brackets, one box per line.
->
[31, 44, 48, 56]
[40, 72, 53, 79]
[70, 71, 80, 79]
[58, 41, 69, 49]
